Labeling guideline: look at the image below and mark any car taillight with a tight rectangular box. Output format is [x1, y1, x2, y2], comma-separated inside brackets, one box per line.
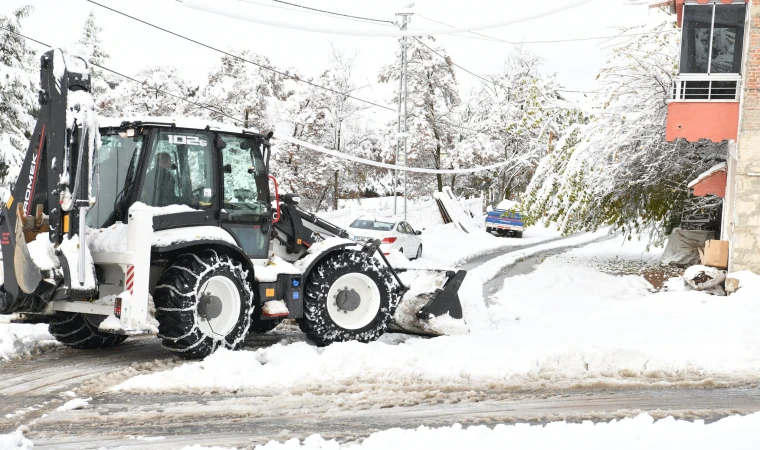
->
[381, 237, 397, 244]
[114, 297, 122, 318]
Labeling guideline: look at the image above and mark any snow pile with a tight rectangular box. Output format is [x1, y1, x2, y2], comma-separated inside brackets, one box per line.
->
[251, 413, 760, 450]
[292, 237, 358, 271]
[0, 426, 33, 450]
[87, 222, 237, 254]
[26, 232, 97, 290]
[414, 222, 562, 268]
[115, 235, 760, 394]
[130, 201, 199, 216]
[56, 397, 92, 411]
[0, 323, 60, 361]
[27, 233, 60, 271]
[58, 234, 97, 291]
[255, 256, 300, 283]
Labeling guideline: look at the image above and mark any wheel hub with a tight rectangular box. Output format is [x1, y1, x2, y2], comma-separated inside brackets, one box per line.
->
[335, 287, 361, 312]
[198, 293, 223, 320]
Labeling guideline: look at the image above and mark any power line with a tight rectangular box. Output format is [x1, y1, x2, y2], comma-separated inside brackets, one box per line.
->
[231, 0, 397, 26]
[0, 26, 511, 174]
[415, 13, 501, 43]
[181, 0, 597, 37]
[415, 12, 678, 45]
[268, 0, 395, 25]
[413, 37, 599, 96]
[87, 0, 395, 112]
[0, 26, 247, 125]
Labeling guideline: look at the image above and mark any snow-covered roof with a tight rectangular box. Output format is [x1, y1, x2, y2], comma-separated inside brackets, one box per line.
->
[97, 116, 268, 137]
[495, 199, 519, 210]
[687, 162, 727, 189]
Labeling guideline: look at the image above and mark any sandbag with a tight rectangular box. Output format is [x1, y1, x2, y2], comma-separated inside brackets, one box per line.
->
[661, 228, 715, 266]
[684, 265, 726, 290]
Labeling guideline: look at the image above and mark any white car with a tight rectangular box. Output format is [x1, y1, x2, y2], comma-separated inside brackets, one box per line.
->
[347, 217, 423, 259]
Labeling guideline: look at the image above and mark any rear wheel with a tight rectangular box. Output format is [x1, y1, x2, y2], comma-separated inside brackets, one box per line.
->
[48, 312, 128, 349]
[415, 245, 423, 259]
[516, 231, 524, 238]
[299, 251, 401, 346]
[154, 250, 254, 360]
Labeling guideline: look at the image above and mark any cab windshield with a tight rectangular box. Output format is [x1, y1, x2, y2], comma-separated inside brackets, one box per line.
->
[220, 134, 269, 222]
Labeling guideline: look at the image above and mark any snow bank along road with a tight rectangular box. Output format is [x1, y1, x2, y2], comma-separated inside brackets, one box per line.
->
[4, 233, 760, 448]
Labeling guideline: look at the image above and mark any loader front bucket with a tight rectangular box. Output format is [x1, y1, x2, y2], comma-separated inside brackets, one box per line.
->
[415, 270, 466, 320]
[389, 268, 467, 336]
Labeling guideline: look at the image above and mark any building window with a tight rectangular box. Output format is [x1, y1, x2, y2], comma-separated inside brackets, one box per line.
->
[679, 3, 746, 75]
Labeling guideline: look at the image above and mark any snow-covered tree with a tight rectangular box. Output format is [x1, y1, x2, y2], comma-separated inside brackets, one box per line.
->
[379, 36, 460, 195]
[271, 71, 333, 209]
[200, 51, 286, 130]
[523, 20, 726, 241]
[77, 11, 111, 101]
[0, 6, 36, 186]
[98, 65, 198, 117]
[455, 47, 582, 203]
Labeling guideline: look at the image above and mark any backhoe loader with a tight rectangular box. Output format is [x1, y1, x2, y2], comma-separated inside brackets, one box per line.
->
[0, 49, 465, 359]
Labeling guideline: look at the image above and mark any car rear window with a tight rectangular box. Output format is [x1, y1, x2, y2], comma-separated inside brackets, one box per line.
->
[350, 219, 395, 231]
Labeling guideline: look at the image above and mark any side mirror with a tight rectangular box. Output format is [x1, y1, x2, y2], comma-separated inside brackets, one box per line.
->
[223, 164, 232, 173]
[415, 230, 422, 235]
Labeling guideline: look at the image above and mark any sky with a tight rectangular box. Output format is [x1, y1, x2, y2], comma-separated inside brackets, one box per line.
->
[2, 0, 664, 122]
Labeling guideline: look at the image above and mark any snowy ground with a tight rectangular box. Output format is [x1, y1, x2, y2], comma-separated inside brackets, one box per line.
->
[0, 315, 60, 361]
[114, 235, 760, 395]
[3, 231, 760, 448]
[172, 413, 760, 450]
[417, 221, 562, 267]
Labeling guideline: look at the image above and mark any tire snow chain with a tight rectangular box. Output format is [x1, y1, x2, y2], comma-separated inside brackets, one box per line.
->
[361, 241, 410, 295]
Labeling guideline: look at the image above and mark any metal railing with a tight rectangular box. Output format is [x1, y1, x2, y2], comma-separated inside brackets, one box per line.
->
[671, 75, 741, 101]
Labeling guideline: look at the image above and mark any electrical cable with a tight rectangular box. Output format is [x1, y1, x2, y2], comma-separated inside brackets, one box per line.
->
[179, 0, 597, 37]
[413, 37, 600, 95]
[269, 0, 395, 25]
[415, 13, 678, 45]
[0, 26, 511, 175]
[231, 0, 397, 26]
[0, 26, 247, 125]
[277, 134, 510, 174]
[88, 0, 395, 112]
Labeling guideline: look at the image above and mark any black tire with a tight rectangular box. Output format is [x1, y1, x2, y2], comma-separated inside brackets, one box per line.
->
[48, 312, 128, 349]
[415, 245, 423, 260]
[154, 249, 255, 360]
[299, 251, 401, 346]
[516, 231, 524, 238]
[486, 227, 492, 234]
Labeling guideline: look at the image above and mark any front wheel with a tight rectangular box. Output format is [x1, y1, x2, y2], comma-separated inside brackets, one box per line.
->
[154, 250, 255, 360]
[415, 245, 423, 260]
[299, 251, 401, 346]
[49, 313, 128, 349]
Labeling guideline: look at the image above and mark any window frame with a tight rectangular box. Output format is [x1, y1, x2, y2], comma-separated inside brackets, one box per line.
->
[135, 127, 219, 211]
[679, 1, 747, 76]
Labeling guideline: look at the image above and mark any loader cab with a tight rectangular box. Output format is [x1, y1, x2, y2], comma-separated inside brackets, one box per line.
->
[92, 122, 272, 259]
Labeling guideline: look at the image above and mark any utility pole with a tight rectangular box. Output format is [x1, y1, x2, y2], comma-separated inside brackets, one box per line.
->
[394, 9, 412, 220]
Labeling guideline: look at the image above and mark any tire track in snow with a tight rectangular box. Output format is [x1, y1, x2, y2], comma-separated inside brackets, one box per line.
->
[27, 386, 760, 449]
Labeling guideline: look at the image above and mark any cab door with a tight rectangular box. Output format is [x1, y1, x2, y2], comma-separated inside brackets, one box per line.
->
[217, 134, 271, 259]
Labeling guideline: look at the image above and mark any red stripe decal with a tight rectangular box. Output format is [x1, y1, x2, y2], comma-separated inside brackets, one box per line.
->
[26, 125, 46, 215]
